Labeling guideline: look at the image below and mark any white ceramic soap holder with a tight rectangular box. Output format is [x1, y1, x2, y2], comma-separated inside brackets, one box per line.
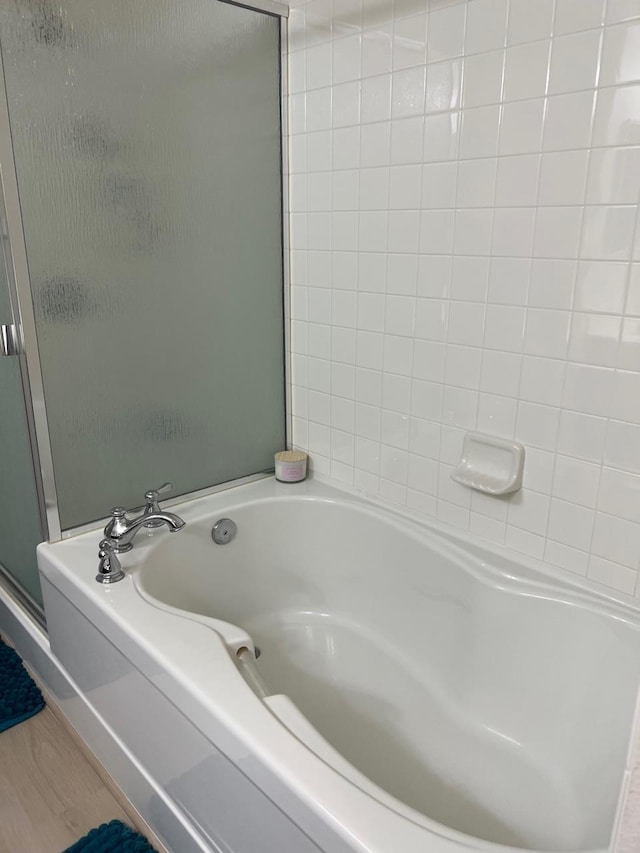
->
[451, 432, 525, 496]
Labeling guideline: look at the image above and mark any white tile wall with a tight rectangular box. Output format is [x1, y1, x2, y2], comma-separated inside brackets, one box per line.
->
[287, 0, 640, 598]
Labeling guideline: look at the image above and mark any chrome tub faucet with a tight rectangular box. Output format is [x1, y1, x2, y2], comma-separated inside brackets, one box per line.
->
[102, 482, 186, 553]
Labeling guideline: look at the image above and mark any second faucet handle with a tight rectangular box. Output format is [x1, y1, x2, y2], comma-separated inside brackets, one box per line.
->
[143, 482, 173, 528]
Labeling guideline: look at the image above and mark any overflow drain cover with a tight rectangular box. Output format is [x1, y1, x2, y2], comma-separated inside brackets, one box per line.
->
[211, 517, 237, 545]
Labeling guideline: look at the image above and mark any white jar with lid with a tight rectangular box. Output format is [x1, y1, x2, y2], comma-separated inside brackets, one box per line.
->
[274, 450, 307, 482]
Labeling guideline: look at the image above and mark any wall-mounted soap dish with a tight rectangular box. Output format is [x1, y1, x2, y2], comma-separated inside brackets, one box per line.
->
[451, 432, 525, 496]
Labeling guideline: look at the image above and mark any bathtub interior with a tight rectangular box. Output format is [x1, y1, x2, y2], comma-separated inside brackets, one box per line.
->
[135, 495, 640, 852]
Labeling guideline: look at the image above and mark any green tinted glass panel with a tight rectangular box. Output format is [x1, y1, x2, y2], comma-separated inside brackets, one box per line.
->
[0, 0, 285, 529]
[0, 231, 43, 604]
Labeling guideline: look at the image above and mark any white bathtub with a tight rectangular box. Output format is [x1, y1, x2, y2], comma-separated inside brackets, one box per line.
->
[37, 477, 640, 853]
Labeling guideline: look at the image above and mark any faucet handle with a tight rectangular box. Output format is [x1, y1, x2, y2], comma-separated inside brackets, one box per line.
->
[144, 482, 172, 502]
[96, 539, 125, 584]
[143, 482, 173, 528]
[104, 506, 131, 542]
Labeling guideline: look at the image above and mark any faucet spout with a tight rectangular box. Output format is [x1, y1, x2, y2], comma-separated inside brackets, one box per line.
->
[104, 507, 186, 552]
[140, 512, 185, 533]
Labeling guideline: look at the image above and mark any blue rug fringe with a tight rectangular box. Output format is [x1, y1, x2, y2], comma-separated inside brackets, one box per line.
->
[0, 638, 44, 733]
[63, 819, 157, 852]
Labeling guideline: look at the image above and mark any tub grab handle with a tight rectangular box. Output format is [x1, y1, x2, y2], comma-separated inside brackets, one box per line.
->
[236, 647, 270, 699]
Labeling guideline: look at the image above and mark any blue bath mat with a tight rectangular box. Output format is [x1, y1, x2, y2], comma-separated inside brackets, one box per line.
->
[0, 637, 44, 733]
[63, 820, 157, 852]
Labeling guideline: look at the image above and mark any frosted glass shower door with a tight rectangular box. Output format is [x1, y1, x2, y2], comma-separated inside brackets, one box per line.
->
[0, 0, 285, 530]
[0, 211, 44, 606]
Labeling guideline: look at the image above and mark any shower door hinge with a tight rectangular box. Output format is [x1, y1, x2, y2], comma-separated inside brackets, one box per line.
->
[0, 323, 21, 356]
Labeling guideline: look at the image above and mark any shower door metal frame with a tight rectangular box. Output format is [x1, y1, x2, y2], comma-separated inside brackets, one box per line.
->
[279, 10, 293, 459]
[0, 0, 291, 545]
[222, 0, 289, 16]
[0, 58, 56, 542]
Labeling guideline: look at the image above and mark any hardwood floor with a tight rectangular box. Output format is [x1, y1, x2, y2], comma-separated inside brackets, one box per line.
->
[0, 706, 141, 853]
